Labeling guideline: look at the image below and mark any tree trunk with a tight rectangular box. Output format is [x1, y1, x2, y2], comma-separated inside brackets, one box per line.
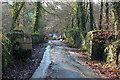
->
[99, 0, 103, 30]
[89, 2, 94, 31]
[80, 2, 86, 31]
[10, 2, 25, 32]
[33, 2, 42, 32]
[106, 2, 109, 30]
[76, 2, 80, 29]
[112, 2, 120, 31]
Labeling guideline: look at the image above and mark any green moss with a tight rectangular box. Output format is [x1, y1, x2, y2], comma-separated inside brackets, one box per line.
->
[105, 40, 120, 66]
[86, 30, 116, 61]
[32, 32, 40, 35]
[64, 28, 83, 48]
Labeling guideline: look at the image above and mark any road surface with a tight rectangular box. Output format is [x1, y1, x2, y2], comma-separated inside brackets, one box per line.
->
[31, 40, 99, 79]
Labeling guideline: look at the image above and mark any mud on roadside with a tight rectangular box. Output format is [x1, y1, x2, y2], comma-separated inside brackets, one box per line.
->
[2, 41, 48, 79]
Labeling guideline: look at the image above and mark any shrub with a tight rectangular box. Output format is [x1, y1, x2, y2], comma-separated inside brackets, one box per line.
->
[2, 35, 15, 71]
[86, 30, 117, 61]
[2, 32, 32, 71]
[64, 28, 83, 48]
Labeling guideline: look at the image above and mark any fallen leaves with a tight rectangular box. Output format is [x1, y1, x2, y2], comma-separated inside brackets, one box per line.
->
[88, 61, 120, 79]
[75, 50, 120, 79]
[92, 61, 94, 63]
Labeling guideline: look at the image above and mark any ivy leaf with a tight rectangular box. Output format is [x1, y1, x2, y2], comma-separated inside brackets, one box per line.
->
[105, 46, 109, 50]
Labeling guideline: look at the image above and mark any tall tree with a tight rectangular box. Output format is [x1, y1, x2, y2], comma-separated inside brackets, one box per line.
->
[10, 2, 25, 31]
[89, 2, 94, 31]
[76, 2, 80, 29]
[106, 2, 109, 30]
[76, 2, 88, 35]
[112, 2, 120, 31]
[79, 2, 86, 31]
[33, 2, 43, 32]
[99, 0, 103, 30]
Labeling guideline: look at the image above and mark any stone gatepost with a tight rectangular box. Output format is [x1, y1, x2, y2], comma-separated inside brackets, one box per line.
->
[86, 30, 117, 61]
[7, 30, 32, 60]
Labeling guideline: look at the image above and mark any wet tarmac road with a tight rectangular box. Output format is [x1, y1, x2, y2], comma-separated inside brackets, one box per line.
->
[31, 40, 99, 79]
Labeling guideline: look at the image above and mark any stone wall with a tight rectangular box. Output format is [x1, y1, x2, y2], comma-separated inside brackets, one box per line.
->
[86, 30, 119, 61]
[6, 30, 45, 60]
[7, 30, 32, 50]
[7, 30, 32, 60]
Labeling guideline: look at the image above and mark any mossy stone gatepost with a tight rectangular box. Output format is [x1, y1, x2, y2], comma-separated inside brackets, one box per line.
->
[7, 30, 32, 60]
[86, 30, 118, 61]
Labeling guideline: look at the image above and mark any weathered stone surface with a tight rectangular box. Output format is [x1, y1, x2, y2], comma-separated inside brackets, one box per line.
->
[32, 34, 44, 44]
[7, 30, 32, 60]
[7, 30, 32, 50]
[105, 40, 120, 66]
[86, 30, 119, 61]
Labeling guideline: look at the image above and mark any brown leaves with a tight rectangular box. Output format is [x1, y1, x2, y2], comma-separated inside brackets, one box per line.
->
[86, 61, 120, 79]
[78, 53, 120, 79]
[74, 42, 120, 79]
[92, 61, 94, 63]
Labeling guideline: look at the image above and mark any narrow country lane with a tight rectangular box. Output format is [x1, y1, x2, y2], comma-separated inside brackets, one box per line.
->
[2, 1, 120, 79]
[31, 40, 99, 79]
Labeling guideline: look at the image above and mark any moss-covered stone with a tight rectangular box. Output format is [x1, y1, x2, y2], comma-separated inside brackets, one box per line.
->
[105, 40, 120, 66]
[86, 30, 118, 61]
[6, 30, 32, 60]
